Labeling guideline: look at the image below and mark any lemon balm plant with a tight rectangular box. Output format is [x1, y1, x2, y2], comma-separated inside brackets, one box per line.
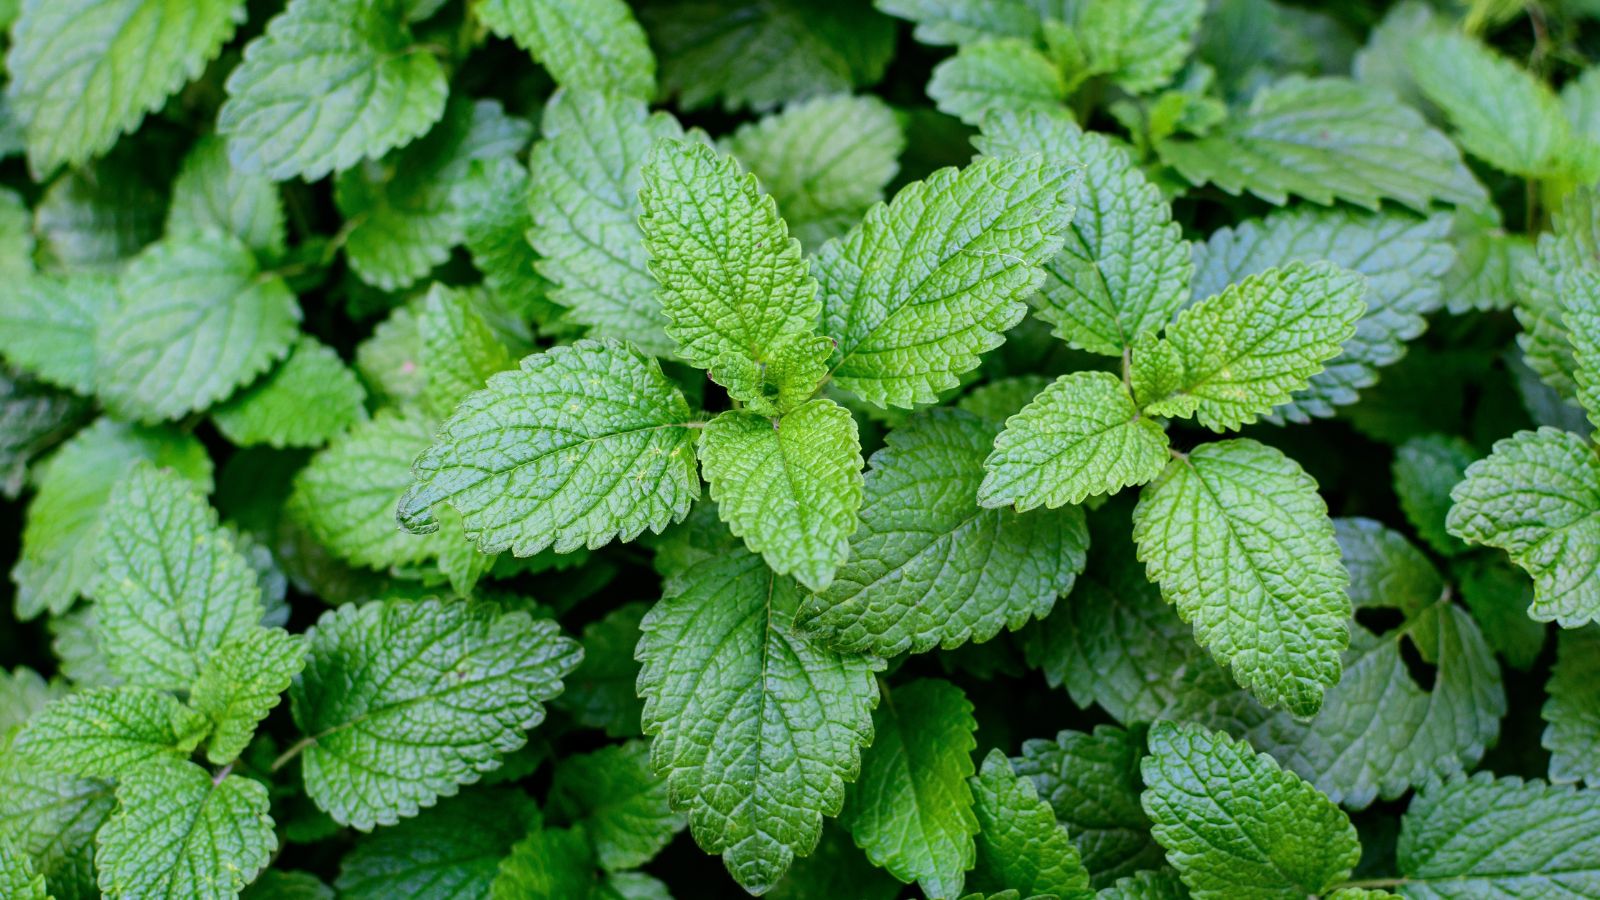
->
[0, 0, 1599, 898]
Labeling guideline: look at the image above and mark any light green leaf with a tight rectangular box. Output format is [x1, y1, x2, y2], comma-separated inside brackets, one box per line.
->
[552, 602, 647, 738]
[968, 750, 1092, 900]
[799, 407, 1088, 656]
[979, 371, 1170, 511]
[476, 0, 655, 98]
[927, 39, 1067, 127]
[399, 339, 700, 556]
[548, 740, 685, 871]
[336, 99, 531, 291]
[97, 231, 301, 423]
[1565, 268, 1600, 436]
[1447, 427, 1600, 626]
[291, 599, 579, 829]
[32, 154, 163, 273]
[0, 668, 65, 736]
[93, 464, 262, 690]
[0, 274, 116, 395]
[975, 110, 1191, 358]
[527, 89, 683, 355]
[1137, 262, 1366, 431]
[1396, 774, 1600, 896]
[5, 0, 245, 176]
[14, 687, 207, 778]
[190, 628, 305, 765]
[461, 158, 561, 328]
[490, 826, 603, 899]
[419, 283, 514, 418]
[1141, 721, 1358, 900]
[1191, 208, 1452, 423]
[0, 840, 48, 900]
[0, 742, 115, 900]
[335, 788, 539, 899]
[639, 138, 826, 408]
[1157, 77, 1486, 213]
[1516, 189, 1597, 400]
[1063, 0, 1204, 94]
[723, 94, 904, 249]
[167, 135, 286, 258]
[212, 337, 367, 450]
[1443, 216, 1533, 315]
[699, 399, 863, 592]
[874, 0, 1040, 45]
[219, 0, 449, 181]
[0, 189, 33, 281]
[1131, 439, 1350, 717]
[841, 679, 978, 899]
[637, 549, 883, 894]
[1543, 626, 1600, 787]
[1392, 434, 1476, 558]
[818, 156, 1077, 408]
[95, 759, 274, 900]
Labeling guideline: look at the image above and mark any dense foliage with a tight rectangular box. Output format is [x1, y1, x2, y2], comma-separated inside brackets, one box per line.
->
[0, 0, 1598, 897]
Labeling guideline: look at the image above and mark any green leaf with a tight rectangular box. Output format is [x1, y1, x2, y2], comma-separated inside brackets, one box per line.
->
[639, 138, 826, 408]
[548, 740, 685, 871]
[5, 0, 245, 176]
[0, 742, 115, 900]
[219, 0, 449, 181]
[399, 339, 700, 556]
[287, 409, 450, 571]
[927, 40, 1067, 126]
[874, 0, 1040, 45]
[1447, 427, 1600, 626]
[526, 89, 684, 356]
[212, 337, 368, 450]
[190, 628, 305, 765]
[93, 464, 263, 690]
[1565, 268, 1600, 436]
[0, 667, 66, 736]
[1093, 868, 1189, 900]
[1136, 262, 1366, 431]
[0, 189, 33, 281]
[0, 273, 117, 394]
[799, 407, 1088, 655]
[818, 155, 1077, 408]
[13, 687, 208, 777]
[418, 283, 514, 418]
[249, 871, 335, 900]
[0, 840, 48, 900]
[476, 0, 655, 98]
[1131, 439, 1350, 717]
[1191, 208, 1452, 423]
[1543, 626, 1600, 787]
[968, 749, 1092, 900]
[97, 231, 301, 423]
[1141, 721, 1358, 899]
[723, 94, 904, 250]
[1410, 32, 1580, 179]
[1443, 216, 1533, 315]
[841, 678, 978, 898]
[768, 823, 902, 900]
[336, 99, 531, 291]
[167, 135, 286, 259]
[490, 826, 604, 899]
[1396, 774, 1600, 895]
[1013, 727, 1163, 888]
[12, 418, 210, 619]
[0, 373, 87, 501]
[1392, 435, 1476, 558]
[1454, 555, 1546, 671]
[32, 154, 163, 272]
[1156, 77, 1486, 213]
[335, 788, 539, 899]
[95, 758, 274, 900]
[637, 549, 883, 893]
[290, 598, 581, 829]
[979, 371, 1171, 510]
[699, 399, 863, 592]
[975, 110, 1192, 358]
[1061, 0, 1204, 94]
[552, 602, 647, 738]
[460, 158, 561, 328]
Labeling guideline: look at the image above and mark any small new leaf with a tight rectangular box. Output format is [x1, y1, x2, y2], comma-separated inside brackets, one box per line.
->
[190, 628, 306, 765]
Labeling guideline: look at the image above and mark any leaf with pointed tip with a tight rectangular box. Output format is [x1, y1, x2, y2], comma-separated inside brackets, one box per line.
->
[14, 687, 208, 778]
[190, 628, 305, 765]
[548, 740, 685, 871]
[476, 0, 655, 98]
[968, 750, 1092, 899]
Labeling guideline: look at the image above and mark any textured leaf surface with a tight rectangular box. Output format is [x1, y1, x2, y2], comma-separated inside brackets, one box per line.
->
[97, 232, 300, 423]
[1566, 269, 1600, 436]
[1543, 627, 1600, 787]
[840, 679, 978, 898]
[478, 0, 653, 97]
[548, 740, 685, 871]
[0, 274, 116, 395]
[95, 759, 274, 900]
[211, 337, 366, 450]
[976, 110, 1191, 358]
[527, 90, 683, 355]
[817, 156, 1077, 408]
[5, 0, 245, 175]
[14, 687, 207, 777]
[799, 407, 1088, 656]
[1391, 435, 1476, 558]
[399, 339, 700, 556]
[1157, 77, 1485, 212]
[927, 39, 1066, 126]
[552, 602, 646, 738]
[1447, 427, 1600, 626]
[1140, 262, 1365, 431]
[94, 464, 263, 690]
[335, 788, 538, 900]
[220, 0, 448, 181]
[32, 155, 162, 272]
[699, 400, 862, 592]
[167, 135, 286, 258]
[461, 158, 555, 324]
[489, 826, 601, 899]
[418, 283, 514, 418]
[0, 744, 114, 900]
[874, 0, 1040, 45]
[1141, 722, 1358, 900]
[968, 750, 1091, 899]
[190, 628, 305, 765]
[637, 549, 883, 893]
[1064, 0, 1203, 93]
[0, 841, 47, 900]
[1131, 439, 1350, 717]
[980, 371, 1170, 511]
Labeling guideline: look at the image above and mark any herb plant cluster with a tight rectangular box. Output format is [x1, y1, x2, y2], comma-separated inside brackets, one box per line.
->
[0, 0, 1597, 897]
